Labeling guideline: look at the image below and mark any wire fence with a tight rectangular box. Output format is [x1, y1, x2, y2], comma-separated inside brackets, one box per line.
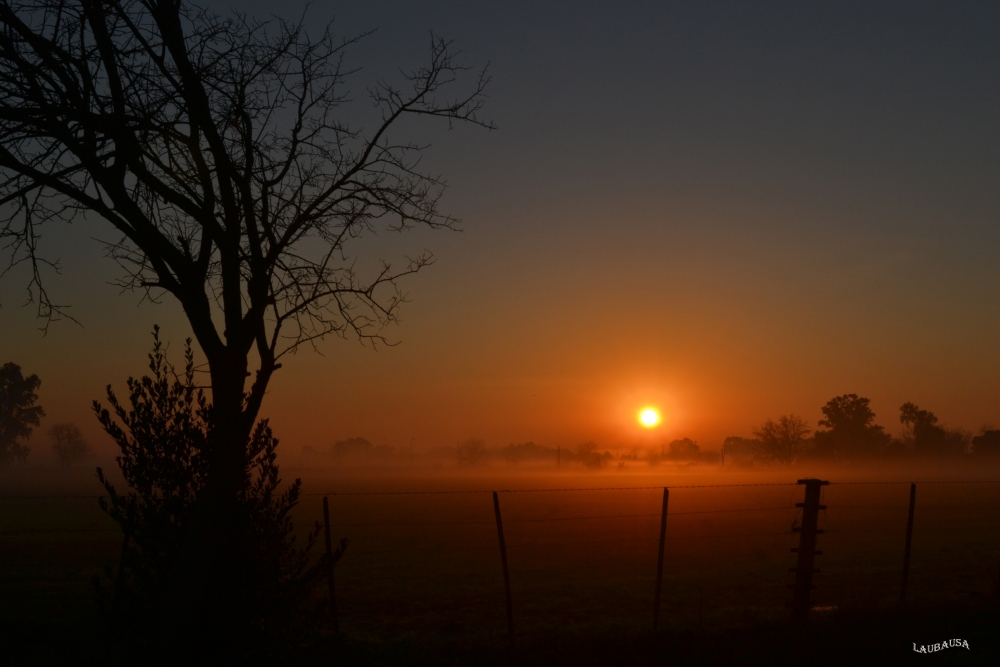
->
[3, 478, 1000, 644]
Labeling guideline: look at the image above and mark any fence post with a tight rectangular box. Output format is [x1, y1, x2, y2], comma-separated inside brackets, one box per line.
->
[323, 496, 339, 632]
[493, 491, 514, 645]
[900, 482, 917, 602]
[113, 532, 129, 612]
[653, 487, 670, 631]
[790, 478, 828, 623]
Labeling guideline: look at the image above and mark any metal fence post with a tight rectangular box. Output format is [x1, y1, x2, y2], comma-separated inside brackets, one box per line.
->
[323, 496, 339, 632]
[493, 491, 514, 645]
[653, 487, 670, 631]
[900, 482, 917, 602]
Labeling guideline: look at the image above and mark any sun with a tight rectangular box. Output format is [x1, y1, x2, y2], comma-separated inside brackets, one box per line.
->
[639, 408, 660, 428]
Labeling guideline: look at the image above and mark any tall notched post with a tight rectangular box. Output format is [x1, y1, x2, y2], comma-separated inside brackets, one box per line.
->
[790, 478, 828, 623]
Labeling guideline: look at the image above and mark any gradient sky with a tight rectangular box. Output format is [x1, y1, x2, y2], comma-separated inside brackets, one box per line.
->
[3, 0, 999, 459]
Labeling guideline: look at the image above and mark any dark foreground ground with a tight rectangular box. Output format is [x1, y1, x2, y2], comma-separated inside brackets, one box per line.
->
[5, 599, 998, 666]
[5, 463, 1000, 664]
[319, 601, 998, 667]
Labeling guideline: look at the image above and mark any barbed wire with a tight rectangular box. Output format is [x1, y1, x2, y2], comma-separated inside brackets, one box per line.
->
[3, 479, 1000, 500]
[305, 483, 802, 496]
[0, 527, 119, 535]
[830, 480, 1000, 485]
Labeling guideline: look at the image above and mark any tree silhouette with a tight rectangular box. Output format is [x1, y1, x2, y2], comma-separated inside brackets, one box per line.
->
[457, 438, 487, 466]
[49, 421, 91, 467]
[751, 415, 810, 465]
[973, 430, 1000, 456]
[0, 0, 488, 632]
[899, 402, 965, 456]
[899, 402, 944, 454]
[668, 438, 700, 460]
[813, 394, 889, 459]
[0, 362, 44, 465]
[94, 328, 335, 653]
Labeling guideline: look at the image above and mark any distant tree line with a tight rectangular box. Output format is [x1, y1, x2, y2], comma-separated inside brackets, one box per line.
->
[301, 435, 728, 469]
[724, 393, 997, 466]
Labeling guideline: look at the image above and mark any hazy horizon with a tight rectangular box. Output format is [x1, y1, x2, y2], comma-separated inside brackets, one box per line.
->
[3, 0, 999, 463]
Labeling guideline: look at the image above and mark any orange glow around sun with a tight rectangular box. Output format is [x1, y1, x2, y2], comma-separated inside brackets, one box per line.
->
[639, 408, 661, 428]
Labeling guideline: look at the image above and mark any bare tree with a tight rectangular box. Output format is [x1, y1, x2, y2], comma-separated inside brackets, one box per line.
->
[0, 12, 490, 488]
[456, 437, 486, 466]
[0, 0, 490, 637]
[752, 414, 810, 465]
[49, 421, 90, 466]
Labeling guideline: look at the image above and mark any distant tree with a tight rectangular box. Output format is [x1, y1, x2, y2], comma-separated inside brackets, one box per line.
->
[504, 441, 554, 465]
[668, 438, 700, 460]
[722, 436, 758, 466]
[899, 402, 951, 455]
[576, 441, 607, 468]
[49, 422, 91, 467]
[972, 430, 1000, 456]
[457, 438, 487, 466]
[331, 437, 374, 457]
[814, 394, 890, 459]
[751, 415, 810, 464]
[945, 428, 972, 455]
[0, 362, 44, 466]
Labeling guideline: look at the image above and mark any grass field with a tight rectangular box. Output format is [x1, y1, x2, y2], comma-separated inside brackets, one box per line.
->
[3, 460, 1000, 663]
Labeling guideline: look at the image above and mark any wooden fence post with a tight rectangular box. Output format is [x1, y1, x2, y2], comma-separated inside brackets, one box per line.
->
[493, 491, 514, 646]
[790, 478, 828, 623]
[323, 496, 339, 632]
[653, 487, 670, 631]
[900, 482, 917, 602]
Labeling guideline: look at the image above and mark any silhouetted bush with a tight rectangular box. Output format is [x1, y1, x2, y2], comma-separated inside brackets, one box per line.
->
[93, 329, 330, 656]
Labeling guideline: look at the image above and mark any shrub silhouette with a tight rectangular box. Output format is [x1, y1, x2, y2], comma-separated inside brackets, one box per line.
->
[93, 329, 338, 655]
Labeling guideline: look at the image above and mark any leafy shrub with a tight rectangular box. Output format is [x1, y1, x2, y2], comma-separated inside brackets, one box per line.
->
[93, 328, 336, 654]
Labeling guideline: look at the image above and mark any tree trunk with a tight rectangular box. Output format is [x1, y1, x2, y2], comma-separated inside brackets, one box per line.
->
[162, 346, 255, 653]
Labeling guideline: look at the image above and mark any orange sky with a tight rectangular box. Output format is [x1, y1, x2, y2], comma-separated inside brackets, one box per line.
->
[3, 1, 1000, 462]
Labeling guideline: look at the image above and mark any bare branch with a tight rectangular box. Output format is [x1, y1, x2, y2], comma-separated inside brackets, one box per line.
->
[0, 0, 492, 426]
